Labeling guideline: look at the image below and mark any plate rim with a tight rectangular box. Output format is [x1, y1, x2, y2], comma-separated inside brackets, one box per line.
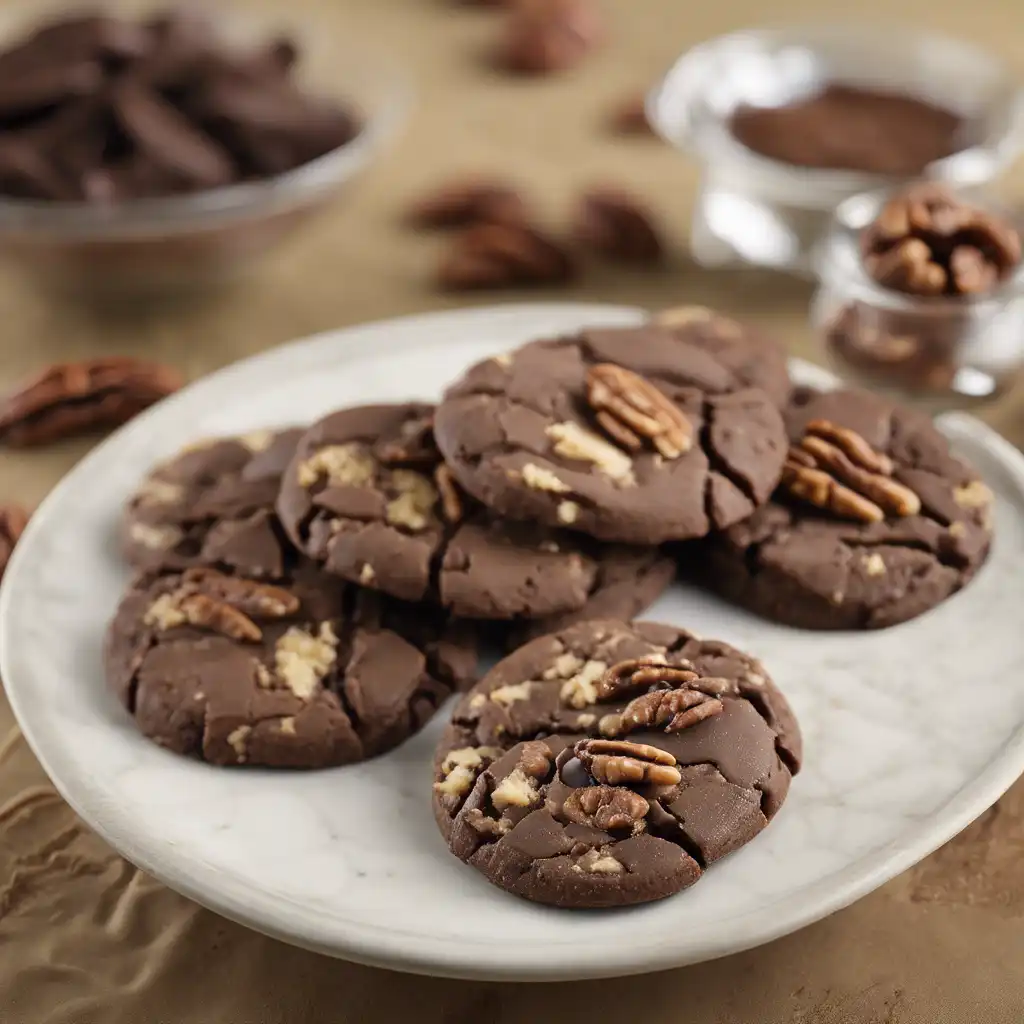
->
[3, 301, 1024, 982]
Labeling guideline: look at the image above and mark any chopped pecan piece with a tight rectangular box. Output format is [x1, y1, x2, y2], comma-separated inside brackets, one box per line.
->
[782, 420, 920, 523]
[562, 785, 649, 832]
[0, 357, 182, 447]
[861, 183, 1021, 297]
[587, 363, 692, 459]
[438, 222, 575, 290]
[0, 503, 29, 582]
[573, 187, 665, 265]
[495, 0, 602, 75]
[406, 178, 526, 229]
[575, 738, 681, 787]
[593, 654, 695, 701]
[434, 464, 464, 523]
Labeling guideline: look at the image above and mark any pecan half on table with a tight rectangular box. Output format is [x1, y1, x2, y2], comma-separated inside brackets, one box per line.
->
[406, 178, 526, 230]
[861, 183, 1021, 297]
[438, 222, 575, 290]
[0, 357, 182, 447]
[573, 187, 665, 265]
[494, 0, 603, 74]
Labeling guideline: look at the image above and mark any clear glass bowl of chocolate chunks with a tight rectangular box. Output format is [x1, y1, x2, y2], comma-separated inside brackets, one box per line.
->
[647, 23, 1024, 275]
[0, 5, 408, 298]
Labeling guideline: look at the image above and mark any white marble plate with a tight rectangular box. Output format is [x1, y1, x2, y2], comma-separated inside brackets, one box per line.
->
[3, 303, 1024, 982]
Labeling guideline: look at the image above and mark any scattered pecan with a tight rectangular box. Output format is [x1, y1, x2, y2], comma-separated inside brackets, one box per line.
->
[782, 420, 921, 523]
[562, 785, 649, 832]
[0, 357, 182, 447]
[518, 740, 554, 779]
[575, 738, 681, 787]
[178, 592, 263, 643]
[406, 178, 526, 230]
[434, 464, 464, 523]
[587, 364, 693, 459]
[573, 188, 665, 265]
[181, 568, 299, 619]
[438, 222, 574, 290]
[861, 183, 1021, 297]
[594, 655, 696, 701]
[0, 503, 29, 582]
[607, 93, 653, 135]
[613, 687, 725, 736]
[495, 0, 602, 74]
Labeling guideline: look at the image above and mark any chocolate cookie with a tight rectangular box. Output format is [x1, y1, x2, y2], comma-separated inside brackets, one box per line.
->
[276, 402, 670, 620]
[122, 428, 303, 573]
[505, 545, 676, 648]
[106, 559, 478, 769]
[433, 325, 789, 545]
[433, 619, 800, 908]
[652, 305, 792, 408]
[693, 387, 993, 629]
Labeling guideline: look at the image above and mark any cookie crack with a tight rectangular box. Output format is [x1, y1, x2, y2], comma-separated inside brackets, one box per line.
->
[699, 395, 758, 525]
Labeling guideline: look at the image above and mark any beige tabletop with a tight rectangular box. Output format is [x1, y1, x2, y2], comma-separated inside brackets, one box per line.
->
[2, 1, 1024, 1021]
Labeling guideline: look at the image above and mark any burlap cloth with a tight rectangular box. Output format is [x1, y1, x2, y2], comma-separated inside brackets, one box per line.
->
[2, 1, 1024, 1020]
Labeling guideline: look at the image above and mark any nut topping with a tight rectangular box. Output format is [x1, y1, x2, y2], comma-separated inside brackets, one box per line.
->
[434, 464, 464, 523]
[562, 786, 649, 832]
[861, 183, 1021, 297]
[180, 568, 299, 619]
[574, 738, 682, 787]
[609, 687, 725, 736]
[176, 592, 263, 643]
[406, 178, 526, 230]
[593, 655, 690, 701]
[782, 420, 921, 523]
[546, 420, 635, 483]
[586, 364, 693, 459]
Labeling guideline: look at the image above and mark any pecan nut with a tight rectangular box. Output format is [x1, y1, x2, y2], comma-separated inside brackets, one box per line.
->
[782, 420, 921, 523]
[593, 655, 696, 701]
[609, 687, 725, 736]
[573, 188, 664, 265]
[495, 0, 602, 74]
[0, 503, 29, 582]
[587, 364, 693, 459]
[178, 592, 262, 643]
[438, 222, 575, 291]
[575, 738, 681, 787]
[406, 178, 526, 230]
[562, 785, 649, 832]
[0, 357, 182, 447]
[861, 183, 1021, 297]
[181, 568, 299, 618]
[433, 464, 464, 523]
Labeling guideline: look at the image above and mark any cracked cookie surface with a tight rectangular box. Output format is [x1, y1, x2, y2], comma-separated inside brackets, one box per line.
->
[122, 428, 305, 574]
[106, 533, 479, 768]
[433, 325, 789, 544]
[276, 402, 669, 620]
[692, 387, 993, 629]
[433, 619, 801, 908]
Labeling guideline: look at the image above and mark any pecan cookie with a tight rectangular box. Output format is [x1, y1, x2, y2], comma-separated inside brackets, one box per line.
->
[691, 387, 993, 629]
[276, 402, 670, 621]
[106, 557, 479, 769]
[122, 428, 304, 573]
[433, 619, 801, 908]
[433, 325, 789, 545]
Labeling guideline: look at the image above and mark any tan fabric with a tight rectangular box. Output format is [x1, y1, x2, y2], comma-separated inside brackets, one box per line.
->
[2, 0, 1024, 1020]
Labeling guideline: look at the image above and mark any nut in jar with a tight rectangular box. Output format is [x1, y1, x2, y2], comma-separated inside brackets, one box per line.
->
[812, 184, 1024, 408]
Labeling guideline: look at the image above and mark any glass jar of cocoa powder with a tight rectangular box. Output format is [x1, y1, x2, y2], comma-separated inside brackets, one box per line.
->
[647, 24, 1024, 276]
[812, 185, 1024, 409]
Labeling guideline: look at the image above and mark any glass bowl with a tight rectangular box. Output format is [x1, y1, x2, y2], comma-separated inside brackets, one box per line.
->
[646, 23, 1024, 275]
[811, 186, 1024, 410]
[0, 1, 410, 301]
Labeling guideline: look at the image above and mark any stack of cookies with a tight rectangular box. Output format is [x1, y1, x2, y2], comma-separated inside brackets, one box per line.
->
[105, 306, 994, 909]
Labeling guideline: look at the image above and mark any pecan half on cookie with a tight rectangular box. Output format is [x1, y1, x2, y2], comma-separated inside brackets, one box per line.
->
[432, 619, 801, 909]
[693, 387, 993, 629]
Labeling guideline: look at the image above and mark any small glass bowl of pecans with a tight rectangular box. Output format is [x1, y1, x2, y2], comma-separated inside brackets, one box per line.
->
[0, 3, 408, 301]
[811, 182, 1024, 408]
